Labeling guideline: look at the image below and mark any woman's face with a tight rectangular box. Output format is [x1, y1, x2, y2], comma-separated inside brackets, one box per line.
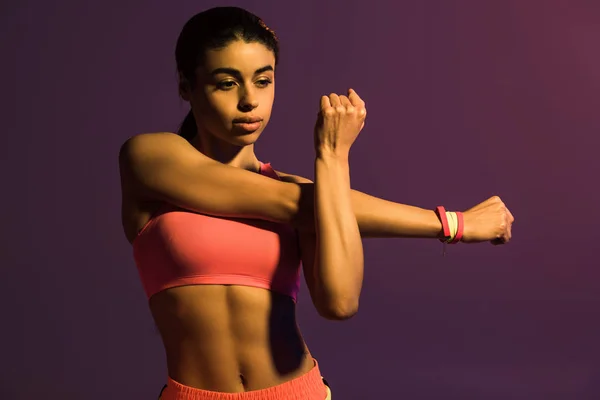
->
[184, 40, 276, 146]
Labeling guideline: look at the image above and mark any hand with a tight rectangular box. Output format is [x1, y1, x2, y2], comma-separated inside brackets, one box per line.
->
[314, 89, 366, 158]
[461, 196, 515, 245]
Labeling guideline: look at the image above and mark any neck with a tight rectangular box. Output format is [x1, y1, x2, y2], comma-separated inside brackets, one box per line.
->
[191, 128, 261, 173]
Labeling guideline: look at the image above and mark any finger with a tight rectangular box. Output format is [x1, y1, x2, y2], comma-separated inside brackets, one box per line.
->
[486, 195, 503, 206]
[501, 211, 510, 243]
[320, 95, 331, 111]
[507, 208, 515, 224]
[339, 95, 355, 113]
[506, 207, 513, 240]
[339, 95, 352, 108]
[491, 232, 509, 245]
[329, 93, 341, 108]
[503, 220, 511, 242]
[348, 88, 365, 107]
[504, 223, 511, 243]
[348, 89, 366, 117]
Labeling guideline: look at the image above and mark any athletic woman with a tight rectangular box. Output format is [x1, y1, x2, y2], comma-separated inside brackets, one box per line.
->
[118, 7, 514, 399]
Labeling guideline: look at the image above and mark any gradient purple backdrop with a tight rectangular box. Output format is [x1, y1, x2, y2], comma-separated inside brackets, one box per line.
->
[2, 0, 599, 398]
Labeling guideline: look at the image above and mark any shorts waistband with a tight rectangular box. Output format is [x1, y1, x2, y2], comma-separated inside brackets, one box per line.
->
[160, 358, 327, 400]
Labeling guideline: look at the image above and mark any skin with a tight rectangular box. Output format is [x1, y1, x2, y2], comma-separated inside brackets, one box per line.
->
[119, 39, 514, 394]
[182, 41, 274, 170]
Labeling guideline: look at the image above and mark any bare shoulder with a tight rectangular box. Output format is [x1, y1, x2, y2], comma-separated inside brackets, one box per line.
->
[118, 132, 195, 197]
[118, 132, 204, 181]
[274, 169, 313, 184]
[119, 132, 189, 160]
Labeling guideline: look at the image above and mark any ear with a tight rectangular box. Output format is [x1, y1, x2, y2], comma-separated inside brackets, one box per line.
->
[178, 72, 191, 101]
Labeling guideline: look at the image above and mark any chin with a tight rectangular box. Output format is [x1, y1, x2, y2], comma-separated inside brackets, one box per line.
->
[225, 136, 256, 148]
[229, 131, 263, 146]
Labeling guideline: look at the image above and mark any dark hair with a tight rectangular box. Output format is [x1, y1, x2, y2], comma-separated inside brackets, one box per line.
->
[175, 7, 279, 141]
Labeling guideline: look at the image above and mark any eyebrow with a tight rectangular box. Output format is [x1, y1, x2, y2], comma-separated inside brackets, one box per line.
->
[210, 65, 274, 78]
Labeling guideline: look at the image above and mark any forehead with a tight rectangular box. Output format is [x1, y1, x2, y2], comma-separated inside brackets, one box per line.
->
[203, 40, 276, 73]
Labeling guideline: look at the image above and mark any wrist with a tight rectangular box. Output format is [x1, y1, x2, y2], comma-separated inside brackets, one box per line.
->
[434, 206, 464, 244]
[314, 152, 351, 186]
[315, 149, 349, 163]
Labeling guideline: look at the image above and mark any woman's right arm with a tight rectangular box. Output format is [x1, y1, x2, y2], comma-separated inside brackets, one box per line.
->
[119, 132, 306, 224]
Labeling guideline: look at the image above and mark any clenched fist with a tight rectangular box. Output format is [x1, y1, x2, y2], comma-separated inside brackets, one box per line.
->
[461, 196, 515, 245]
[314, 89, 366, 158]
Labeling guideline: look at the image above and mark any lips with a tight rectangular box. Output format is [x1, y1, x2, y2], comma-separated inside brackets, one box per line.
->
[232, 116, 263, 133]
[232, 116, 263, 123]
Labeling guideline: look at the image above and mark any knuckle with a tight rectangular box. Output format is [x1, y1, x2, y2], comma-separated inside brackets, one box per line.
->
[323, 108, 336, 117]
[335, 106, 346, 113]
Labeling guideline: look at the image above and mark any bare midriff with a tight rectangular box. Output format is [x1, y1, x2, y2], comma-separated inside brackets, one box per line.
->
[149, 284, 315, 392]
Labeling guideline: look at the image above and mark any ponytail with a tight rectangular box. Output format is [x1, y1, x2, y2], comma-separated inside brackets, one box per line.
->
[178, 110, 197, 141]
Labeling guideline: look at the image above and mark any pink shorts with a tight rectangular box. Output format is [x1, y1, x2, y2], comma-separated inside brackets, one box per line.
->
[159, 359, 330, 400]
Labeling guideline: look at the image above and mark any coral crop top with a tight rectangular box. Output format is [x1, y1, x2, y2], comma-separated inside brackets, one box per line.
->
[132, 162, 302, 302]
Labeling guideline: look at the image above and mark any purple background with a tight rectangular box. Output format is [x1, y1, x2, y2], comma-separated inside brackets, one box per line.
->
[2, 0, 600, 398]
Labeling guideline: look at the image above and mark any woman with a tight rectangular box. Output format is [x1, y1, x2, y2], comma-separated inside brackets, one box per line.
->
[118, 7, 514, 399]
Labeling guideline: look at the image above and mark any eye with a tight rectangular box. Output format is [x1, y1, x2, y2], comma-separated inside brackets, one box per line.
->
[256, 78, 272, 88]
[217, 80, 236, 90]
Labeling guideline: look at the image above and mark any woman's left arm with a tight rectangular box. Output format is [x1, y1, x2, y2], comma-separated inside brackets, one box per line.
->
[277, 171, 513, 243]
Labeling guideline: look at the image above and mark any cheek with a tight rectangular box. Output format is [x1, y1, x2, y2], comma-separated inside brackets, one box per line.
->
[259, 88, 275, 115]
[197, 91, 235, 123]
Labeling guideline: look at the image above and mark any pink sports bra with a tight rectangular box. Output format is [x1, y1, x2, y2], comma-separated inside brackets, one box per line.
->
[132, 162, 302, 302]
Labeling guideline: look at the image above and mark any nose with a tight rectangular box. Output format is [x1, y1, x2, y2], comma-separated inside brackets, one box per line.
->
[238, 87, 258, 111]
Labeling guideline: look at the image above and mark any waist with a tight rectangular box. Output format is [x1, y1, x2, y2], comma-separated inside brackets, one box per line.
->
[160, 359, 327, 399]
[150, 285, 312, 391]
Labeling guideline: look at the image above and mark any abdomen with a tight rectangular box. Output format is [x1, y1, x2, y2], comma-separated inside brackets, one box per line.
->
[149, 284, 313, 392]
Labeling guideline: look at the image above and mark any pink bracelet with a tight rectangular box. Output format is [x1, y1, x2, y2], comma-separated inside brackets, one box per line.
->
[435, 206, 451, 241]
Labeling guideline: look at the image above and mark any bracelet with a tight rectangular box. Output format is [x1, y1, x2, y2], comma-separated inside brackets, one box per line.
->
[435, 206, 451, 239]
[435, 207, 463, 244]
[451, 211, 464, 244]
[446, 212, 457, 241]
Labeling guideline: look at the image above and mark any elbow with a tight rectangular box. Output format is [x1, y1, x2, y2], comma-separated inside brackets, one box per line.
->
[277, 183, 302, 226]
[317, 299, 359, 321]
